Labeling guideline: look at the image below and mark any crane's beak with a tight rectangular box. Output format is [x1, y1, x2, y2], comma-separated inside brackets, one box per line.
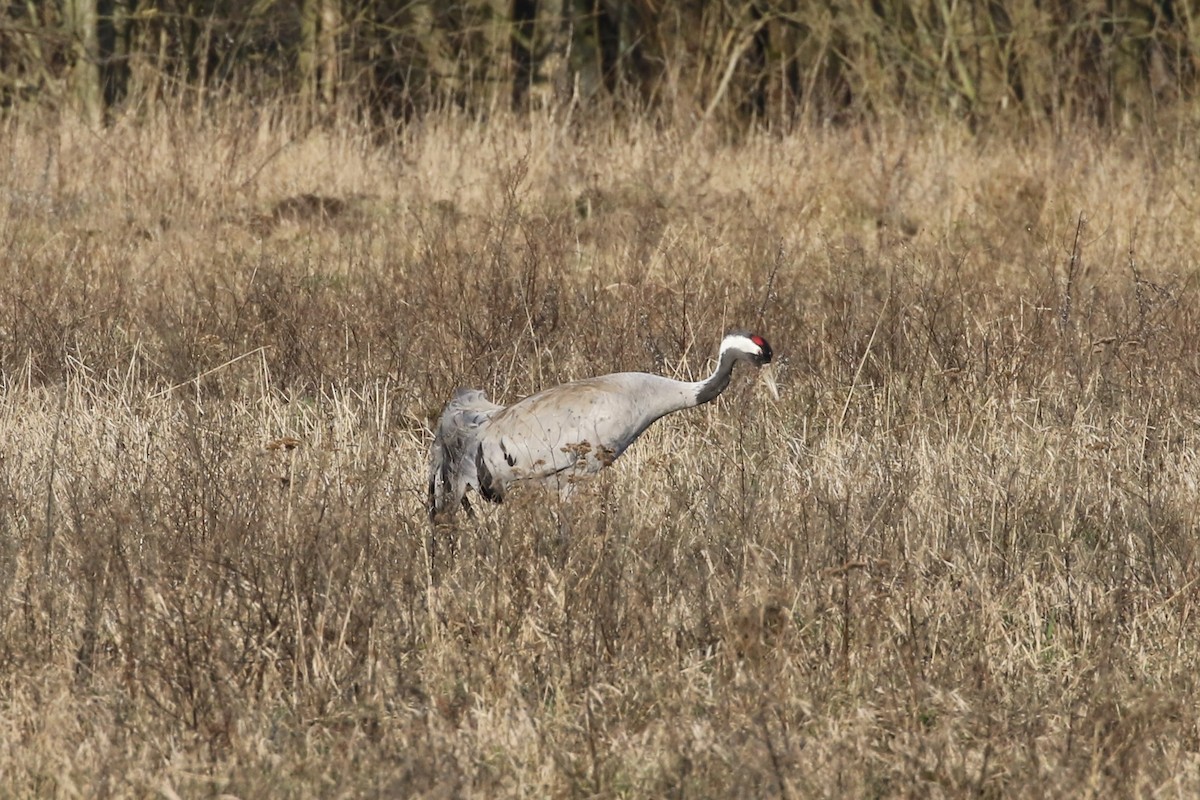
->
[758, 363, 780, 400]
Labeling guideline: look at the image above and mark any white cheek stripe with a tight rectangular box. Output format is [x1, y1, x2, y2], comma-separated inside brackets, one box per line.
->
[720, 334, 761, 358]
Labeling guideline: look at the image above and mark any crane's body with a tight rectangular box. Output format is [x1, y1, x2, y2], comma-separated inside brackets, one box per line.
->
[427, 331, 774, 519]
[475, 372, 699, 499]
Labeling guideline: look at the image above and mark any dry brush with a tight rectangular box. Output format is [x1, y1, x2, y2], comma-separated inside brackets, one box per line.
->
[1, 105, 1199, 796]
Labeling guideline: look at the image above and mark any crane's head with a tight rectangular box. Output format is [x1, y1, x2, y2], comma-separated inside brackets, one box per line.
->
[720, 331, 779, 399]
[720, 331, 773, 367]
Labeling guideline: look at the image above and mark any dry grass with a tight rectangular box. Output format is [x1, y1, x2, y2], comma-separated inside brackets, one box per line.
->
[2, 103, 1200, 797]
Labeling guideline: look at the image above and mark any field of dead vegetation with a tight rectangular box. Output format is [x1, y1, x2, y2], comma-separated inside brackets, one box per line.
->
[2, 104, 1200, 797]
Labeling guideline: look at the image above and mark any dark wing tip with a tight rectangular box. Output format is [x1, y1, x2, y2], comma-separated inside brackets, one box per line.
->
[475, 444, 504, 505]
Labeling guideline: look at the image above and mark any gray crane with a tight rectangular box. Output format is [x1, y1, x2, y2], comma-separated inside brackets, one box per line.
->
[427, 330, 775, 519]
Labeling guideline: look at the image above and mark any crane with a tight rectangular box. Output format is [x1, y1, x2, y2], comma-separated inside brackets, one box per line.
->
[427, 330, 775, 519]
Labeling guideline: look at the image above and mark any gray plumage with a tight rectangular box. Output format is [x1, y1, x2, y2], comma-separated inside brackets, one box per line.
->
[427, 331, 774, 519]
[427, 388, 504, 518]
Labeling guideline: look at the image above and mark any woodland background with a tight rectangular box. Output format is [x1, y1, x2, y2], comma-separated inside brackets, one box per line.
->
[3, 1, 1197, 128]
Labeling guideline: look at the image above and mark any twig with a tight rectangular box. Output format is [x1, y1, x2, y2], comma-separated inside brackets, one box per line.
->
[146, 346, 270, 400]
[839, 294, 889, 429]
[699, 13, 773, 127]
[42, 385, 68, 575]
[1060, 211, 1086, 329]
[758, 712, 793, 800]
[238, 138, 295, 192]
[756, 244, 783, 327]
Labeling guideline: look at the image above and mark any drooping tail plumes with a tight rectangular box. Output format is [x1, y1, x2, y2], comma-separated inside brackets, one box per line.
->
[426, 388, 503, 520]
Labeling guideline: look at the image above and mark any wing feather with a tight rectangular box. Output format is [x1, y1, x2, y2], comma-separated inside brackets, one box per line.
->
[476, 377, 648, 490]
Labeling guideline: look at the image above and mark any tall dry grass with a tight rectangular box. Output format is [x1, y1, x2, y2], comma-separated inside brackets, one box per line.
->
[2, 101, 1200, 797]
